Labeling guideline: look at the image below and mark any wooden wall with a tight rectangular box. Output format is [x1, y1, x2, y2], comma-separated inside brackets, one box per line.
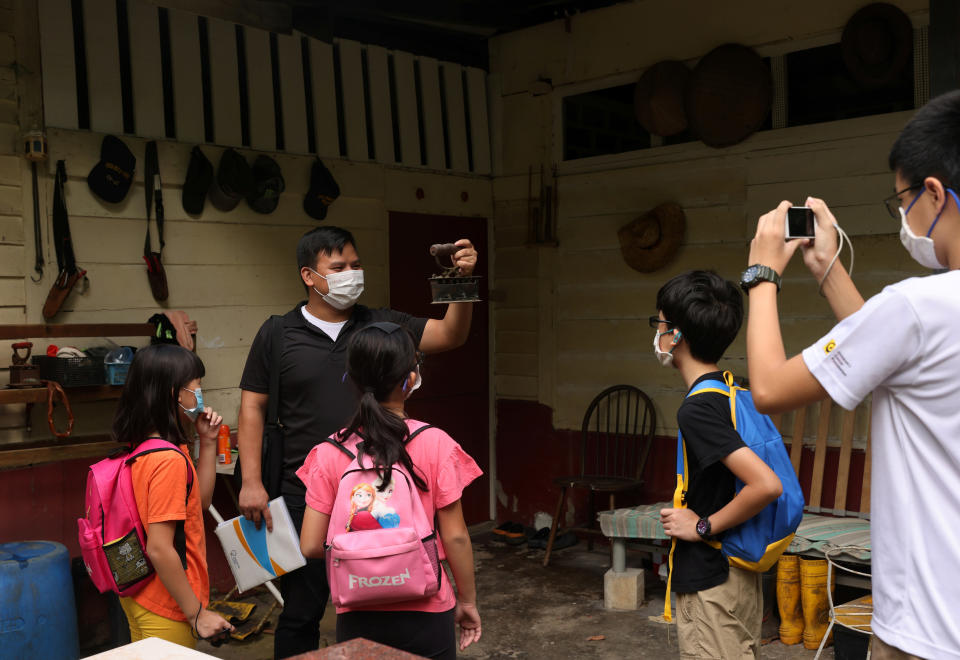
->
[0, 0, 494, 446]
[487, 0, 928, 444]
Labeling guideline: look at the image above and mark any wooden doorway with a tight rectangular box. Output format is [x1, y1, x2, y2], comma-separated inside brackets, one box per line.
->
[388, 212, 490, 524]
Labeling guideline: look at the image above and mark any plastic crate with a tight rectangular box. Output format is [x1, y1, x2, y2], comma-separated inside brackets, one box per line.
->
[31, 355, 106, 387]
[105, 363, 131, 386]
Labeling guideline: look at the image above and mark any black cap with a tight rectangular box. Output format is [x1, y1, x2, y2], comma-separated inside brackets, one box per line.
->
[208, 148, 253, 212]
[246, 155, 285, 214]
[303, 158, 340, 221]
[182, 146, 213, 215]
[87, 135, 135, 203]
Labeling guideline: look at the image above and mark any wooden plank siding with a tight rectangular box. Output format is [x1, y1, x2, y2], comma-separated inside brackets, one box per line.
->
[7, 127, 492, 432]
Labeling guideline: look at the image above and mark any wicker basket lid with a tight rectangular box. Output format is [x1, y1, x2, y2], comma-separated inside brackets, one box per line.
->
[841, 2, 913, 88]
[618, 202, 686, 273]
[686, 43, 772, 148]
[633, 60, 691, 137]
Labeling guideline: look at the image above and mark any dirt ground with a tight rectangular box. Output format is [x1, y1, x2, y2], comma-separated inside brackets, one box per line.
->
[197, 532, 837, 660]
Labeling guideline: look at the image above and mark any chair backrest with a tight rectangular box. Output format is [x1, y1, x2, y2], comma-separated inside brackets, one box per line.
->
[771, 397, 872, 519]
[579, 385, 656, 481]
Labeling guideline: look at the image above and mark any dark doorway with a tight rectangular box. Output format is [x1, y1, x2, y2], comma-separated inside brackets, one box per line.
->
[388, 212, 490, 525]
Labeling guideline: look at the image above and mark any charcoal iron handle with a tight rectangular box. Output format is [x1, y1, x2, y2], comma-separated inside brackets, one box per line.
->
[429, 243, 459, 258]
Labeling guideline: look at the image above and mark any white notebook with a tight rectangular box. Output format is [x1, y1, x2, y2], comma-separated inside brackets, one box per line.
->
[214, 497, 307, 592]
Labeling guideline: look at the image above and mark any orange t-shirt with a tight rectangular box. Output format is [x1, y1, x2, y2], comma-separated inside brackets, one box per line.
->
[129, 443, 209, 621]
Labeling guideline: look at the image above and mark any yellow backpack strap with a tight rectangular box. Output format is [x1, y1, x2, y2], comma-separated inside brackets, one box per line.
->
[663, 439, 689, 622]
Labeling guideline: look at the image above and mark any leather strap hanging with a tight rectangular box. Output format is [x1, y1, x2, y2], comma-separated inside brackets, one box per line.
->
[42, 160, 87, 319]
[46, 380, 75, 439]
[143, 141, 168, 301]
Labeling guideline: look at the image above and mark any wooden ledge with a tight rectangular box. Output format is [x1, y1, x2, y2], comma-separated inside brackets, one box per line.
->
[0, 323, 155, 341]
[0, 434, 119, 471]
[0, 385, 125, 405]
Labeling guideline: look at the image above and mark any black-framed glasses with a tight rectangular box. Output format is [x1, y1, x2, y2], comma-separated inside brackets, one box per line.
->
[648, 316, 675, 330]
[883, 184, 922, 220]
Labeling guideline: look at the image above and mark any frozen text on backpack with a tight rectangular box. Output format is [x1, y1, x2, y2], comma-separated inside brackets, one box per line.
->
[323, 424, 441, 608]
[77, 438, 194, 597]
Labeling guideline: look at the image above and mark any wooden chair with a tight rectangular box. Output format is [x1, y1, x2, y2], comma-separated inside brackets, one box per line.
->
[543, 385, 656, 567]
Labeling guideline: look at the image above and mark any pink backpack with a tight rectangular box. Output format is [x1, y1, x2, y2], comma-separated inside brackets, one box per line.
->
[77, 438, 194, 596]
[323, 424, 441, 608]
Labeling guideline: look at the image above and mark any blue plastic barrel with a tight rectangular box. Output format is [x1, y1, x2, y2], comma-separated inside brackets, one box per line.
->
[0, 541, 78, 660]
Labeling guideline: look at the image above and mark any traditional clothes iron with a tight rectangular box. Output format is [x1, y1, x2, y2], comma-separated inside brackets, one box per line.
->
[428, 243, 481, 304]
[8, 342, 41, 388]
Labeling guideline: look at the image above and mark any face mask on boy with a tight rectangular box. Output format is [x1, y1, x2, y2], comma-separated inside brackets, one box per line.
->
[179, 387, 204, 421]
[653, 329, 682, 367]
[310, 268, 364, 310]
[898, 188, 959, 270]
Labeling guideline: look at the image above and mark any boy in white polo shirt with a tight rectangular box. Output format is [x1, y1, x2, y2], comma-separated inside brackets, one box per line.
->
[740, 90, 960, 659]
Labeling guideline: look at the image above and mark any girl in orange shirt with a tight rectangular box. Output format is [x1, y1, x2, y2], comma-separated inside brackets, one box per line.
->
[112, 344, 233, 647]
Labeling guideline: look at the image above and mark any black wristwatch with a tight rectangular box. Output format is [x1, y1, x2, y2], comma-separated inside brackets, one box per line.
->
[739, 264, 782, 292]
[696, 517, 713, 541]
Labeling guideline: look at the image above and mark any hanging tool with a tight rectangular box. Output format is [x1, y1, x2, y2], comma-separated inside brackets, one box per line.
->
[23, 132, 48, 282]
[42, 160, 87, 319]
[144, 141, 169, 301]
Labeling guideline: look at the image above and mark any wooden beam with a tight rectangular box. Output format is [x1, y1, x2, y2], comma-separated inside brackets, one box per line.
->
[0, 435, 117, 470]
[139, 0, 292, 35]
[0, 385, 124, 405]
[790, 406, 806, 475]
[930, 0, 960, 97]
[0, 323, 154, 340]
[832, 408, 856, 516]
[807, 399, 832, 513]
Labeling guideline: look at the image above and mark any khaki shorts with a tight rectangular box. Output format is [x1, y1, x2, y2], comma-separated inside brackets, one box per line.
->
[676, 566, 762, 660]
[870, 635, 924, 660]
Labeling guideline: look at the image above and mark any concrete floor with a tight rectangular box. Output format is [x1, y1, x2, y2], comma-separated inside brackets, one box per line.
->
[198, 533, 836, 659]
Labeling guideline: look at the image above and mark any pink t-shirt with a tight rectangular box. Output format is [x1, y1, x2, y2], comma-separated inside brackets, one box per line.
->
[296, 419, 482, 614]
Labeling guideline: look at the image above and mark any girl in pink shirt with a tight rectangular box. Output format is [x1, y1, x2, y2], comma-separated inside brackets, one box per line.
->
[297, 322, 482, 658]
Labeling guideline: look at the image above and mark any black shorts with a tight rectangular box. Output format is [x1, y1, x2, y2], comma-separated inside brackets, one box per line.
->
[336, 607, 456, 660]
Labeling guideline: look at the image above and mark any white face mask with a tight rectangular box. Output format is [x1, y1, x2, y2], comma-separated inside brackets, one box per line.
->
[653, 329, 681, 367]
[403, 367, 422, 398]
[899, 206, 946, 270]
[311, 268, 364, 310]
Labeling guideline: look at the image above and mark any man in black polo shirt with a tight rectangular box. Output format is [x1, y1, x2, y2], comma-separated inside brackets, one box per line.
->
[237, 226, 477, 659]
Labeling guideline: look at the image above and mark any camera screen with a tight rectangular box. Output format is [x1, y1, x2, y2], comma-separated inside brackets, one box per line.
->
[786, 207, 815, 239]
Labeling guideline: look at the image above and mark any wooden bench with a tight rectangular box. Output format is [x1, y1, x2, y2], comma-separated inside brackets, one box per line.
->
[599, 395, 873, 593]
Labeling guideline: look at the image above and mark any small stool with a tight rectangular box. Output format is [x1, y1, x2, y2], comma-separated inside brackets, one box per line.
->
[815, 546, 872, 660]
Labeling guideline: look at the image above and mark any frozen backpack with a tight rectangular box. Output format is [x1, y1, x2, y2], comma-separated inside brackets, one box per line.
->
[77, 438, 194, 596]
[323, 423, 442, 608]
[665, 372, 804, 620]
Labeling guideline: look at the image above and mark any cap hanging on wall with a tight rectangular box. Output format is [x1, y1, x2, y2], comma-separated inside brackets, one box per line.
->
[208, 148, 253, 212]
[685, 43, 772, 148]
[303, 158, 340, 221]
[247, 155, 285, 214]
[841, 2, 913, 88]
[182, 146, 213, 215]
[618, 202, 686, 273]
[634, 60, 691, 137]
[87, 135, 135, 203]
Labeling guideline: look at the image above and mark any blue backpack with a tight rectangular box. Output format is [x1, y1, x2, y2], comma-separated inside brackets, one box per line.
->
[664, 372, 804, 620]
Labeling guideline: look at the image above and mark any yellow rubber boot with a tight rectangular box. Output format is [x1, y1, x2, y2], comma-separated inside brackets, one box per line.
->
[776, 556, 804, 645]
[800, 558, 834, 650]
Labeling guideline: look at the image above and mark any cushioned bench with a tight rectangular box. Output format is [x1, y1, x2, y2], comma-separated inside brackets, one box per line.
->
[598, 396, 873, 604]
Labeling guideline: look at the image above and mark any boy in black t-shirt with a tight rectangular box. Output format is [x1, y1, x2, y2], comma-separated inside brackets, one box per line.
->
[655, 271, 783, 659]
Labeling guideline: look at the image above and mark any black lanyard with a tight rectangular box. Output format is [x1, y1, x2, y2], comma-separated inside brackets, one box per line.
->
[52, 160, 77, 275]
[144, 141, 164, 258]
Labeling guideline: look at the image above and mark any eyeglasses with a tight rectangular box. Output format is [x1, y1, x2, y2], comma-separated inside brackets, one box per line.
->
[883, 184, 922, 220]
[648, 316, 675, 330]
